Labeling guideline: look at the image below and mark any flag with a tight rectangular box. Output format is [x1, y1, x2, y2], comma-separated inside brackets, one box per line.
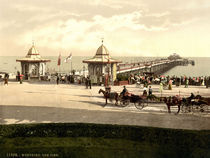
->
[57, 53, 61, 66]
[64, 53, 72, 63]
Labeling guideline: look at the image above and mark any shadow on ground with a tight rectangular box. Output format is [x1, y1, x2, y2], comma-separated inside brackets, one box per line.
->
[0, 104, 210, 130]
[0, 105, 103, 124]
[73, 94, 103, 98]
[68, 100, 105, 107]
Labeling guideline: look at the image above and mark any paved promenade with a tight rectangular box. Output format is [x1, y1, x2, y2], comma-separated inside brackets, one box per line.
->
[0, 81, 210, 130]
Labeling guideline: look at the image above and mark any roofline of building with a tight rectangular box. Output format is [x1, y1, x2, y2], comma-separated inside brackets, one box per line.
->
[16, 59, 51, 62]
[27, 53, 40, 55]
[95, 54, 110, 56]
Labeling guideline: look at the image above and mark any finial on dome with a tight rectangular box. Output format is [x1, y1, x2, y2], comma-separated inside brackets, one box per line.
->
[101, 37, 104, 45]
[32, 40, 35, 46]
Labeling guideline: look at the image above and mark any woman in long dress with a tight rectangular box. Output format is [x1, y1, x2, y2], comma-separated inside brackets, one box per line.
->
[159, 82, 163, 93]
[4, 74, 8, 85]
[168, 80, 172, 90]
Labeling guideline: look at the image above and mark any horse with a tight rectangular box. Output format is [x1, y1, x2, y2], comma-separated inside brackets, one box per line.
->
[163, 96, 182, 114]
[98, 89, 119, 105]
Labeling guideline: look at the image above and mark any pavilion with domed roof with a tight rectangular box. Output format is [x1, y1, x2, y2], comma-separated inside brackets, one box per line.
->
[16, 43, 50, 80]
[83, 41, 121, 85]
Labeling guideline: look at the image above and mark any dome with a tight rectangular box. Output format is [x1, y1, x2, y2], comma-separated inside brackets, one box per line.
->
[25, 44, 41, 59]
[95, 44, 109, 55]
[83, 42, 121, 64]
[16, 43, 51, 63]
[27, 45, 39, 55]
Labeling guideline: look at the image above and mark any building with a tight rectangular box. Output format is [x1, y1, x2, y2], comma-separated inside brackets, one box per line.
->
[83, 41, 121, 85]
[16, 43, 50, 80]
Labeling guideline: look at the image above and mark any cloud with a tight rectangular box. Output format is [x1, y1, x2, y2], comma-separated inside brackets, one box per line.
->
[0, 0, 210, 57]
[16, 10, 169, 56]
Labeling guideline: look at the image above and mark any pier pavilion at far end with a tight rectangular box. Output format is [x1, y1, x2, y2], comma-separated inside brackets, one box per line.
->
[16, 43, 50, 80]
[83, 41, 121, 85]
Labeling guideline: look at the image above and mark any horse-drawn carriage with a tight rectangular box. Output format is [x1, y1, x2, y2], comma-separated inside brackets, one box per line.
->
[162, 94, 209, 114]
[98, 89, 160, 110]
[98, 88, 209, 114]
[119, 93, 161, 109]
[119, 93, 147, 109]
[181, 95, 209, 113]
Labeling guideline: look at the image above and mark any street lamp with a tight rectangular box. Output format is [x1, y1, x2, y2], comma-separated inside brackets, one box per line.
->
[105, 59, 111, 93]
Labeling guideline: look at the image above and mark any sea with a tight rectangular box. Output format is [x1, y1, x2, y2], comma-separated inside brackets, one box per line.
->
[0, 56, 210, 77]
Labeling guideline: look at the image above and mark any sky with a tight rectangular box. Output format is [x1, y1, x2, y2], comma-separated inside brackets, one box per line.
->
[0, 0, 210, 57]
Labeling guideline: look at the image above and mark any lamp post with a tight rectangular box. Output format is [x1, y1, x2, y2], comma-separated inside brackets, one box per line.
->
[105, 59, 111, 92]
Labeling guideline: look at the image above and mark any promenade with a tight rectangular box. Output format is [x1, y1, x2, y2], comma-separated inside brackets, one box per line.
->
[0, 81, 210, 130]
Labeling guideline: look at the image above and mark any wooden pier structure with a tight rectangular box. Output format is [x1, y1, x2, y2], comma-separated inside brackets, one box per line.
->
[117, 58, 193, 75]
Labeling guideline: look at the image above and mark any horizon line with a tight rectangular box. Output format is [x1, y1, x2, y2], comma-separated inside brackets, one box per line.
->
[0, 55, 209, 58]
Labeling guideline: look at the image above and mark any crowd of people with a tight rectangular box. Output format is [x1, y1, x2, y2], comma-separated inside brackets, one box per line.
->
[2, 70, 210, 93]
[120, 85, 153, 98]
[131, 74, 210, 89]
[55, 74, 92, 89]
[118, 74, 210, 98]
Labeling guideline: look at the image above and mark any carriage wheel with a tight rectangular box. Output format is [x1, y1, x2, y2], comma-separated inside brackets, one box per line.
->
[192, 105, 200, 113]
[188, 105, 193, 112]
[181, 106, 186, 113]
[120, 100, 130, 107]
[134, 100, 144, 110]
[200, 104, 208, 112]
[181, 104, 186, 113]
[142, 99, 148, 107]
[181, 104, 192, 113]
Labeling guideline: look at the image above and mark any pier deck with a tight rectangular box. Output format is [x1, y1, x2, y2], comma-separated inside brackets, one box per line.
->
[117, 58, 192, 74]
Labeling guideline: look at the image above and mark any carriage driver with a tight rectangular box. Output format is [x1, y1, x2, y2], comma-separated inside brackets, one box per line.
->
[121, 86, 128, 97]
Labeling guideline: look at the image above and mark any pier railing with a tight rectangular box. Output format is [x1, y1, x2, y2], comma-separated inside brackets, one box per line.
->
[117, 59, 191, 74]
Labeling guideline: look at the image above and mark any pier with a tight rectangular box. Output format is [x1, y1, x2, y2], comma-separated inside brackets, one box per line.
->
[117, 58, 193, 75]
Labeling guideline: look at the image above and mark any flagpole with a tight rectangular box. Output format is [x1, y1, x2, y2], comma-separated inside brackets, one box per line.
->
[71, 53, 73, 75]
[59, 53, 60, 74]
[71, 61, 72, 75]
[58, 53, 61, 75]
[64, 53, 72, 74]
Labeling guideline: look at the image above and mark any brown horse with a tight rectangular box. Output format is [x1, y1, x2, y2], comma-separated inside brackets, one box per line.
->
[163, 96, 182, 114]
[98, 89, 119, 105]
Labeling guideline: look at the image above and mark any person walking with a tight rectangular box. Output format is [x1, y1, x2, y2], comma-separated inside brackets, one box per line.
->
[56, 75, 60, 85]
[17, 71, 20, 81]
[148, 86, 152, 96]
[143, 86, 147, 96]
[19, 74, 23, 84]
[159, 82, 163, 96]
[4, 73, 8, 85]
[88, 77, 92, 89]
[85, 77, 88, 89]
[185, 79, 189, 88]
[168, 79, 172, 90]
[206, 77, 209, 88]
